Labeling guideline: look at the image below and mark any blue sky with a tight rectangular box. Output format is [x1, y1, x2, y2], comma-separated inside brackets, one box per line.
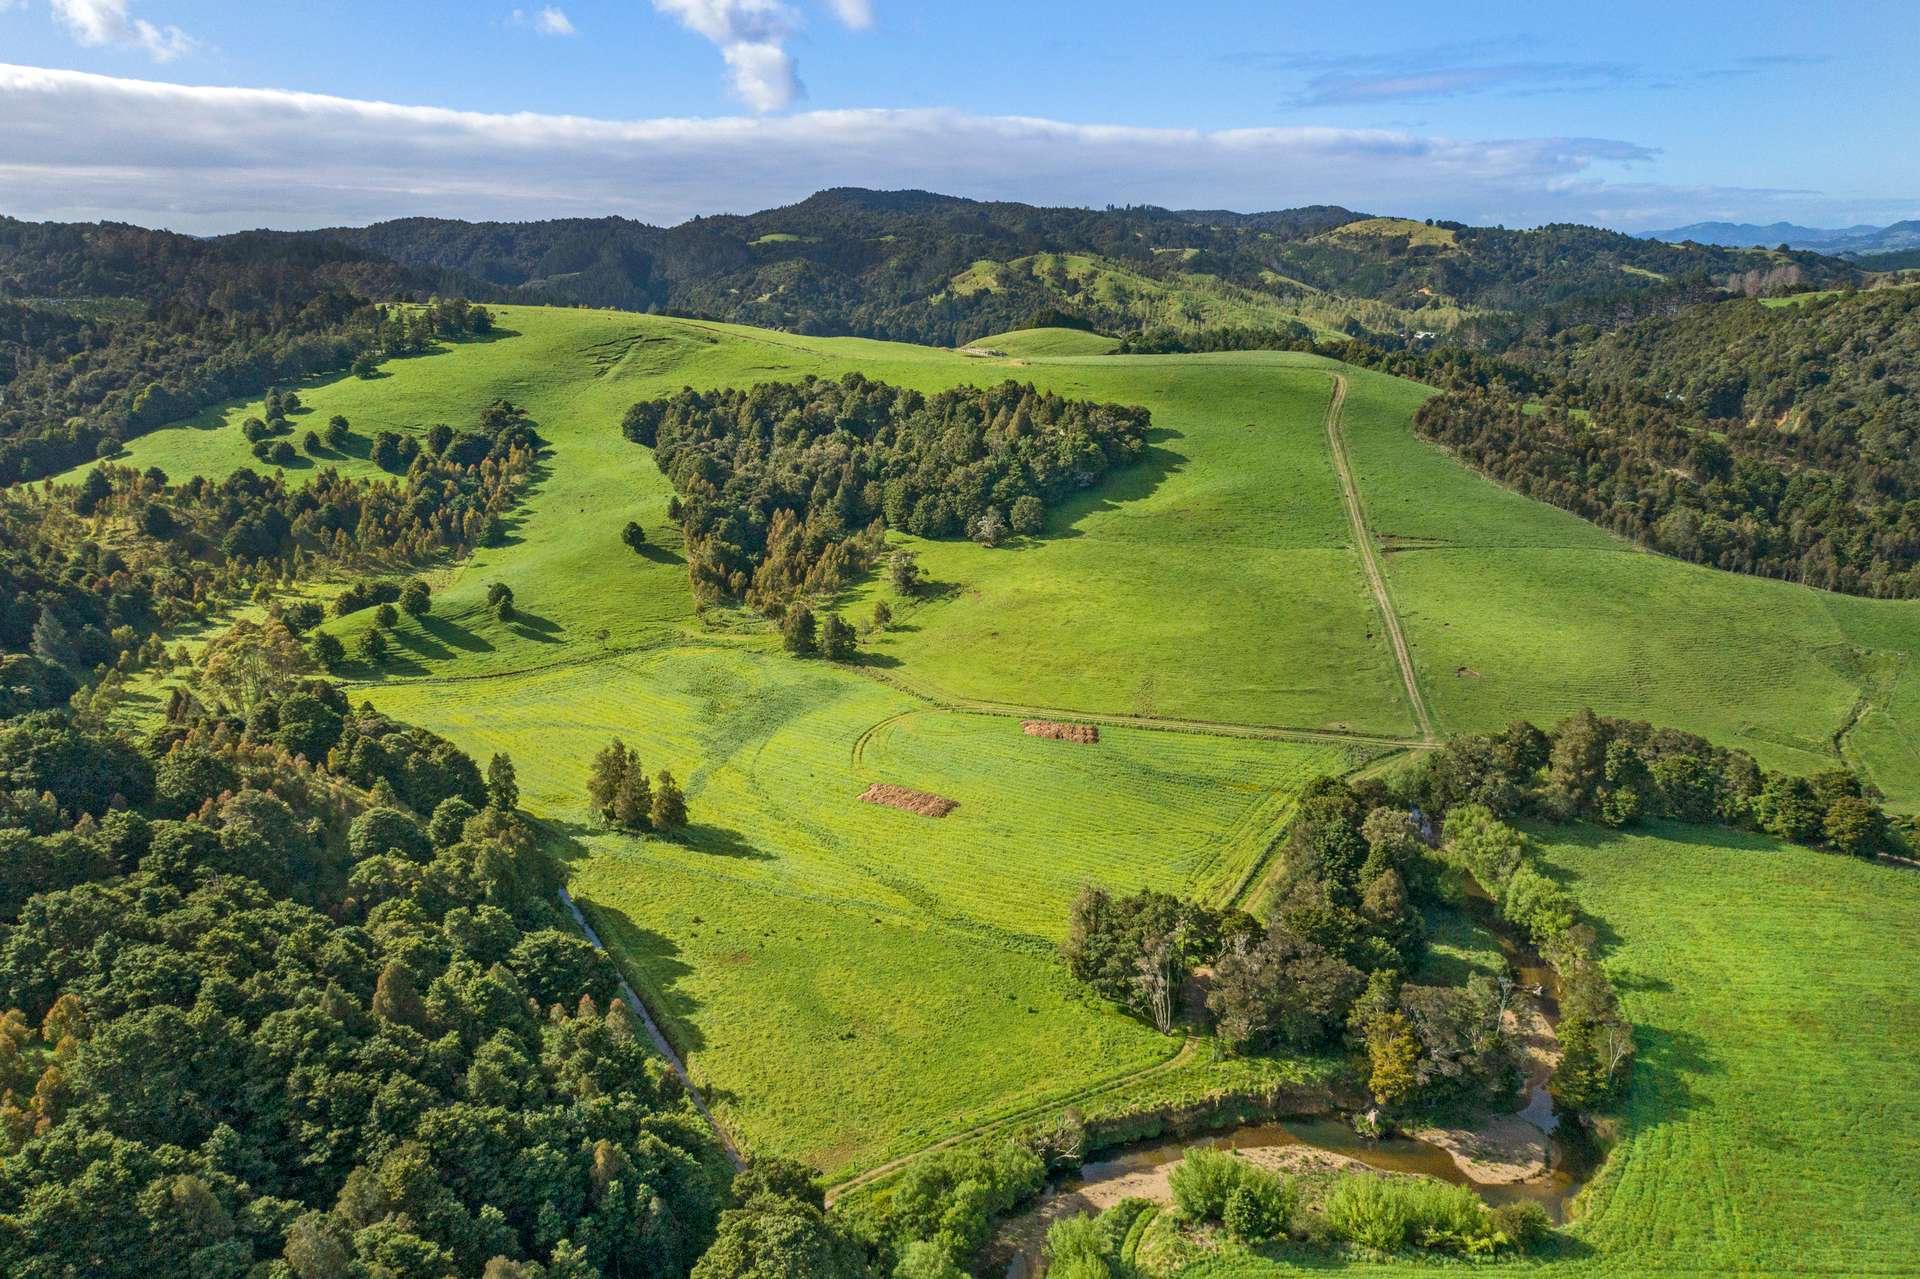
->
[0, 0, 1914, 232]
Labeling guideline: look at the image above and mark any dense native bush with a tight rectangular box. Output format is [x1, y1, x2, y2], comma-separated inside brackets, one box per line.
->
[1414, 288, 1920, 597]
[623, 374, 1148, 607]
[0, 209, 496, 483]
[1402, 707, 1893, 857]
[0, 696, 728, 1279]
[837, 1141, 1043, 1276]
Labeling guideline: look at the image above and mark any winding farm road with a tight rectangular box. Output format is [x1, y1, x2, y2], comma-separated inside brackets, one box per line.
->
[1321, 374, 1436, 742]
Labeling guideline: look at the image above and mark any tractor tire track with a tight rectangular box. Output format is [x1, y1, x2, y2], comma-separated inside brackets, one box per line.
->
[1322, 373, 1436, 742]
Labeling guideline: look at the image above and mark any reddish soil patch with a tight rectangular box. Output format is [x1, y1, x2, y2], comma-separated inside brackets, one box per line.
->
[859, 783, 958, 818]
[1022, 720, 1100, 744]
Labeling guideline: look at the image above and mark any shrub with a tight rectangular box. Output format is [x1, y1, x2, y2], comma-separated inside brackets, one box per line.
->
[1168, 1148, 1242, 1223]
[1489, 1200, 1551, 1251]
[374, 603, 399, 628]
[1011, 494, 1045, 536]
[1324, 1175, 1497, 1256]
[1166, 1147, 1293, 1236]
[1324, 1176, 1414, 1251]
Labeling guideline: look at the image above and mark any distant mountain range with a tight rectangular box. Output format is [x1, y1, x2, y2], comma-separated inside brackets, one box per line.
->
[1643, 219, 1920, 258]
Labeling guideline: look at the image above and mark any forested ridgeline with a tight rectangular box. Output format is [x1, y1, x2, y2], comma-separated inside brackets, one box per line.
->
[295, 190, 1850, 346]
[623, 374, 1149, 609]
[0, 399, 540, 719]
[0, 216, 500, 484]
[1414, 286, 1920, 596]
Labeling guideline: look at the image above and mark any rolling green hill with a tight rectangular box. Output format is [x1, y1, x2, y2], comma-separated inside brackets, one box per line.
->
[87, 306, 1920, 1270]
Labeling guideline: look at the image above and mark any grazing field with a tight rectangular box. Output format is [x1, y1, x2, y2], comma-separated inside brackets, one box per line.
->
[100, 302, 1920, 1188]
[1199, 825, 1920, 1278]
[366, 644, 1366, 1166]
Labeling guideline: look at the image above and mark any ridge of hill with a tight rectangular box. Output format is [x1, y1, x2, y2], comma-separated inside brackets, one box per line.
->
[279, 189, 1854, 345]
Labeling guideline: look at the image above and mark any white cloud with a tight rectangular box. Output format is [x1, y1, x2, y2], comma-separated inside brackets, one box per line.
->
[827, 0, 873, 29]
[0, 62, 1891, 235]
[654, 0, 802, 110]
[49, 0, 193, 61]
[511, 6, 577, 35]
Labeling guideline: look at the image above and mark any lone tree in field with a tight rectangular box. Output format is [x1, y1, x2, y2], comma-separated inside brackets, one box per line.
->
[651, 769, 688, 835]
[374, 603, 399, 629]
[356, 627, 388, 665]
[400, 579, 430, 616]
[325, 414, 351, 447]
[623, 521, 647, 552]
[820, 613, 856, 661]
[487, 581, 516, 622]
[783, 602, 818, 656]
[888, 549, 921, 596]
[486, 752, 518, 811]
[870, 600, 892, 632]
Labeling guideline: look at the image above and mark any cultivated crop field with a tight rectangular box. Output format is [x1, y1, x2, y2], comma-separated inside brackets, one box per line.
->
[103, 304, 1920, 1259]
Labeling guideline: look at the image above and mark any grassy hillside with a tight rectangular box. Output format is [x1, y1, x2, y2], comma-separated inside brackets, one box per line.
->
[1194, 825, 1920, 1277]
[94, 301, 1920, 1184]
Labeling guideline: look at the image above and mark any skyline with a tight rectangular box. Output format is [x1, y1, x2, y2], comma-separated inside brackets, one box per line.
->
[0, 0, 1914, 233]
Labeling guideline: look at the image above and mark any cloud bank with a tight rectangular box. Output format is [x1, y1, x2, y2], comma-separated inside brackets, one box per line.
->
[0, 63, 1890, 234]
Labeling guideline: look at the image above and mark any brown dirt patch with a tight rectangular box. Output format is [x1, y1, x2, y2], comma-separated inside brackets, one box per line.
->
[1455, 666, 1482, 678]
[858, 783, 958, 818]
[1412, 1115, 1549, 1184]
[1023, 720, 1100, 744]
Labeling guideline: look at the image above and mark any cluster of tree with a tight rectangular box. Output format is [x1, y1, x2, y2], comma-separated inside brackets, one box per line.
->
[625, 374, 1147, 608]
[1404, 708, 1894, 857]
[1058, 750, 1652, 1122]
[3, 393, 535, 693]
[1112, 322, 1316, 354]
[0, 677, 740, 1279]
[1415, 287, 1920, 596]
[0, 215, 503, 482]
[585, 739, 688, 836]
[288, 191, 1852, 347]
[1441, 805, 1635, 1111]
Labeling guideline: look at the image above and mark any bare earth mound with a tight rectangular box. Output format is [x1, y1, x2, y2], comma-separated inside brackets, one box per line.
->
[859, 783, 958, 817]
[1023, 720, 1100, 744]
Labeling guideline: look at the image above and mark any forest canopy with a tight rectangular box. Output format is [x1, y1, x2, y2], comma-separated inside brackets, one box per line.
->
[624, 373, 1149, 608]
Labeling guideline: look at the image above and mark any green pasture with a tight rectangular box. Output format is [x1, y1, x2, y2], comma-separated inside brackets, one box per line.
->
[99, 303, 1920, 1199]
[1194, 825, 1920, 1277]
[366, 643, 1364, 1167]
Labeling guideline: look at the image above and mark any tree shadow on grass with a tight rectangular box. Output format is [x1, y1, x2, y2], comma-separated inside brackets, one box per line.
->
[504, 608, 564, 643]
[575, 899, 708, 1055]
[632, 543, 686, 566]
[418, 613, 494, 653]
[845, 649, 903, 670]
[1035, 426, 1189, 541]
[388, 625, 456, 663]
[675, 823, 775, 861]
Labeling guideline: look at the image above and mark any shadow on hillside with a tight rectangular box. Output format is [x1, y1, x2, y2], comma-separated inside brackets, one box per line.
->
[677, 823, 775, 861]
[846, 649, 903, 670]
[504, 608, 563, 643]
[418, 614, 495, 653]
[1038, 425, 1189, 541]
[1626, 1021, 1718, 1133]
[632, 542, 685, 566]
[576, 899, 708, 1054]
